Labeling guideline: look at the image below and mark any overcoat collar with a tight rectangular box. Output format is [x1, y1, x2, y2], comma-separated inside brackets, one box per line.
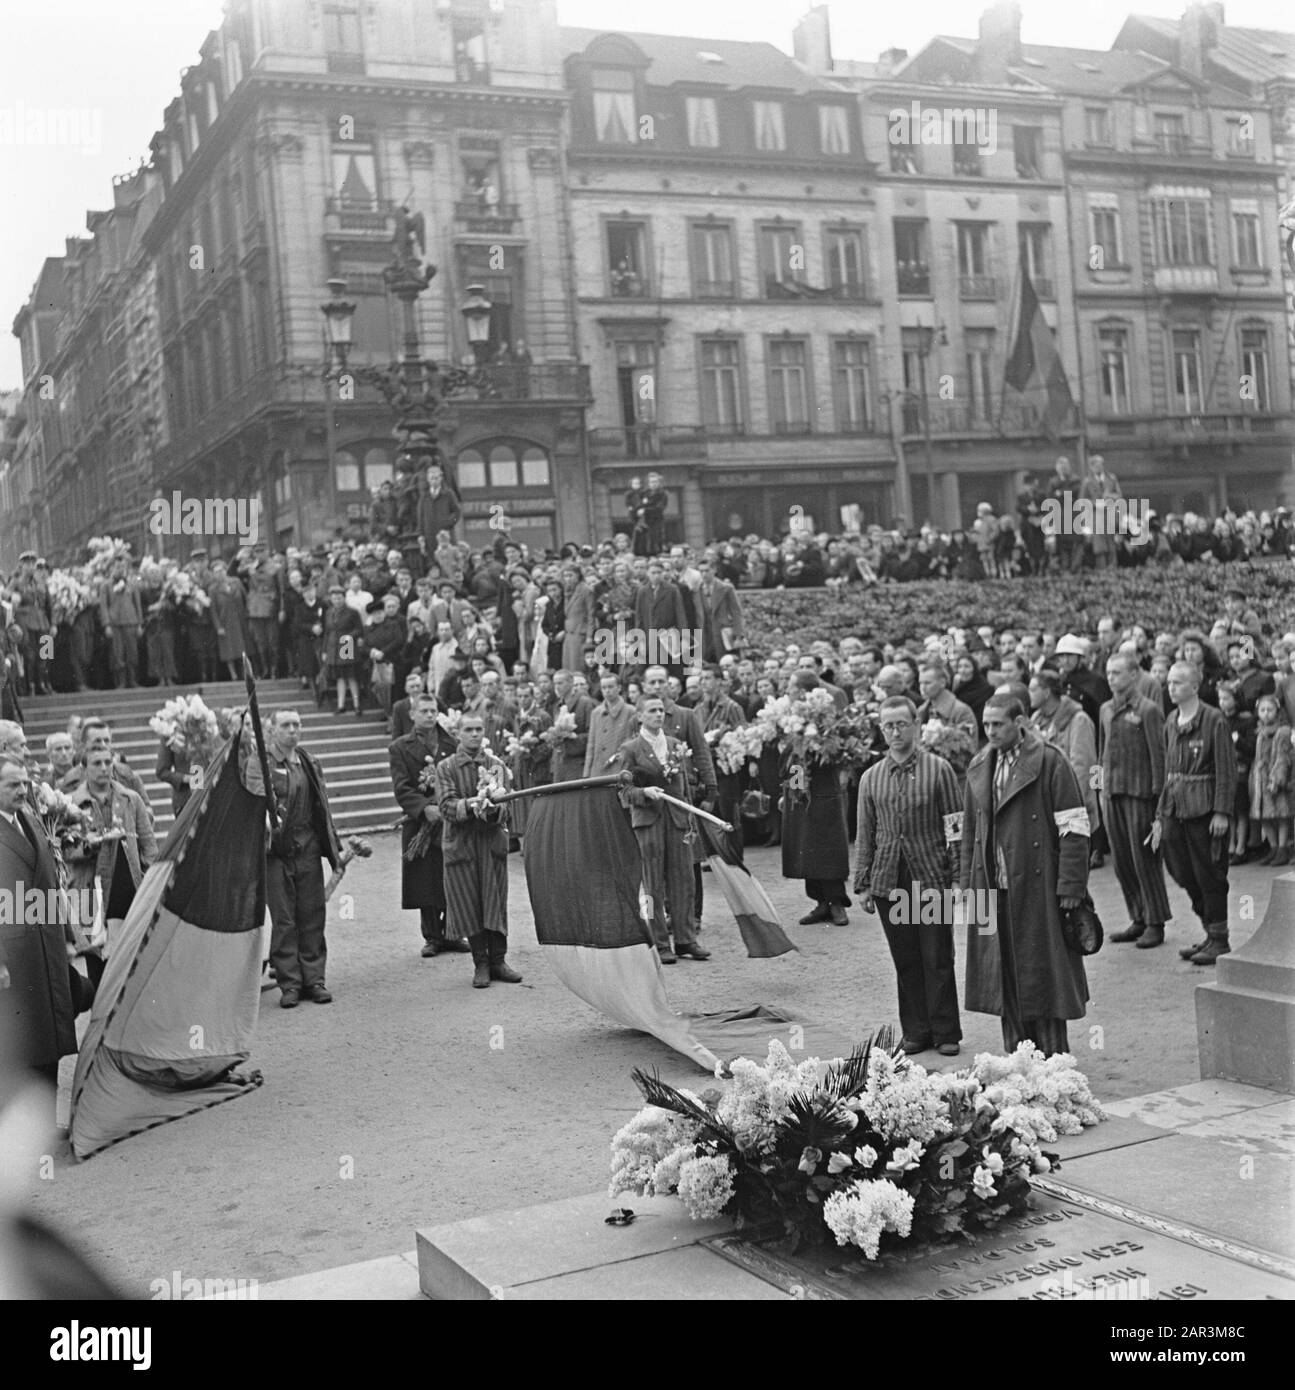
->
[0, 809, 37, 871]
[967, 732, 1044, 815]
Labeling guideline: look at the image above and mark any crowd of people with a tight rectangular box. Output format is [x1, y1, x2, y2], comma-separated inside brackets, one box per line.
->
[5, 450, 1295, 1082]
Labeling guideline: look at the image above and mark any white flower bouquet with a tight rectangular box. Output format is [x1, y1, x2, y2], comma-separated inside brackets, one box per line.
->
[149, 694, 220, 765]
[610, 1032, 1102, 1259]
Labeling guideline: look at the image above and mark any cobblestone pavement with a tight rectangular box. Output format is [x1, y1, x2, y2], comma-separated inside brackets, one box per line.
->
[27, 838, 1277, 1292]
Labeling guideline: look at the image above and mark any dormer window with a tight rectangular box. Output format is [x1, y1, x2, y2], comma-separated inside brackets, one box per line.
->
[686, 95, 719, 148]
[753, 100, 786, 152]
[818, 106, 850, 155]
[593, 68, 637, 143]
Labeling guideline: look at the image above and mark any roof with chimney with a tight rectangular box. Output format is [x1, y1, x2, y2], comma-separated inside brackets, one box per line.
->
[559, 27, 842, 94]
[1118, 14, 1295, 83]
[893, 33, 1246, 98]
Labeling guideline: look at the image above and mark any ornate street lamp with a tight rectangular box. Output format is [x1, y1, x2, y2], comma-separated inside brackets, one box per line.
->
[460, 283, 494, 364]
[319, 277, 357, 537]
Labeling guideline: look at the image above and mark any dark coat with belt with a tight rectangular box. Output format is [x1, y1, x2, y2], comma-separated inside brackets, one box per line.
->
[781, 755, 850, 880]
[959, 733, 1090, 1020]
[0, 808, 77, 1067]
[389, 726, 457, 909]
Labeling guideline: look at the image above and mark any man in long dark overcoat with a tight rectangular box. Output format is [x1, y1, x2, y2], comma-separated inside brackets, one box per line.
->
[389, 693, 467, 960]
[0, 752, 77, 1116]
[780, 675, 851, 925]
[960, 692, 1090, 1055]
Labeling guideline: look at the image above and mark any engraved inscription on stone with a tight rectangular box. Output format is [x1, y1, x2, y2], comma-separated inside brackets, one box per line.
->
[705, 1190, 1294, 1302]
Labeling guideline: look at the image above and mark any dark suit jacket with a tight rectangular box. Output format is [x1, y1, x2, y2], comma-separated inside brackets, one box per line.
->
[613, 734, 692, 830]
[633, 581, 687, 636]
[700, 579, 744, 652]
[0, 808, 77, 1066]
[390, 698, 415, 740]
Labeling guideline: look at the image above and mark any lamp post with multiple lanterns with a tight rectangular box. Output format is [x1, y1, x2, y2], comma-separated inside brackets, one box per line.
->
[315, 204, 493, 547]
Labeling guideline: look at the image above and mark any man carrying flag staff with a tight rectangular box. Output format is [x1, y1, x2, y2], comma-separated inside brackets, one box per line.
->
[240, 708, 343, 1009]
[436, 714, 520, 989]
[613, 696, 710, 964]
[389, 692, 467, 960]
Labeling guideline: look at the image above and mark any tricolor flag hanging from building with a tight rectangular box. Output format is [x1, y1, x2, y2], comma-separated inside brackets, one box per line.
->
[522, 785, 721, 1072]
[69, 725, 267, 1159]
[1004, 260, 1074, 439]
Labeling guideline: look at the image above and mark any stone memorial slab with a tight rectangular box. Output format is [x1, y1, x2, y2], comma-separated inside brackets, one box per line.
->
[1104, 1080, 1291, 1131]
[505, 1245, 793, 1301]
[702, 1180, 1294, 1301]
[417, 1191, 734, 1299]
[1059, 1134, 1294, 1259]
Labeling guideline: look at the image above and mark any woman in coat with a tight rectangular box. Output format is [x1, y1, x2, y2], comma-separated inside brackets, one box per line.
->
[208, 560, 249, 679]
[323, 586, 365, 716]
[285, 582, 325, 691]
[960, 702, 1090, 1056]
[779, 674, 851, 925]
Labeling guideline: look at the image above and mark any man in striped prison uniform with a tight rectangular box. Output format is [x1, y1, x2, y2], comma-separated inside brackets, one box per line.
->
[435, 713, 520, 989]
[1099, 650, 1170, 949]
[854, 696, 963, 1057]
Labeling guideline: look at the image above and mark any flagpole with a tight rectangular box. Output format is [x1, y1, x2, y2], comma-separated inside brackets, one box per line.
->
[243, 656, 280, 834]
[482, 774, 734, 830]
[998, 255, 1022, 436]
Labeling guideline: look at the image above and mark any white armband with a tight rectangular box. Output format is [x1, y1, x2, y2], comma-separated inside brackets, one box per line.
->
[1054, 807, 1091, 837]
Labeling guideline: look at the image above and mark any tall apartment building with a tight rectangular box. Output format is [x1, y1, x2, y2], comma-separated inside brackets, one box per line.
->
[816, 1, 1293, 518]
[7, 259, 70, 568]
[562, 26, 892, 544]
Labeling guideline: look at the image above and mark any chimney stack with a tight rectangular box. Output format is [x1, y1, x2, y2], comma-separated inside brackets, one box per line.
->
[793, 5, 833, 74]
[975, 2, 1023, 83]
[1179, 2, 1222, 77]
[877, 47, 909, 77]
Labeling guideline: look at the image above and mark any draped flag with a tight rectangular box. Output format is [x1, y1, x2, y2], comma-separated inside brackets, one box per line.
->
[1004, 261, 1074, 439]
[69, 726, 267, 1159]
[696, 819, 797, 958]
[522, 785, 720, 1072]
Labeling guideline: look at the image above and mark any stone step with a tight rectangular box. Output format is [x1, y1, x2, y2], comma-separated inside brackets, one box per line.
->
[22, 680, 402, 835]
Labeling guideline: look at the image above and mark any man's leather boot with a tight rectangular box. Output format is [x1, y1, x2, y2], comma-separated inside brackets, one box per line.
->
[1135, 924, 1165, 949]
[1189, 924, 1231, 966]
[488, 934, 522, 983]
[469, 934, 492, 988]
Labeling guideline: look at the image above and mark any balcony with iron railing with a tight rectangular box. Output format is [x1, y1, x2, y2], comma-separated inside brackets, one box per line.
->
[325, 197, 397, 238]
[1152, 264, 1219, 295]
[1090, 412, 1289, 442]
[897, 263, 931, 296]
[900, 397, 1079, 436]
[468, 362, 592, 404]
[454, 200, 520, 232]
[959, 274, 998, 299]
[588, 425, 709, 463]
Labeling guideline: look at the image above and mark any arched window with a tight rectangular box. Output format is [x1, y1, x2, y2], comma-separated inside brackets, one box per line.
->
[457, 448, 487, 490]
[489, 444, 518, 488]
[520, 446, 550, 486]
[363, 446, 393, 488]
[334, 449, 360, 493]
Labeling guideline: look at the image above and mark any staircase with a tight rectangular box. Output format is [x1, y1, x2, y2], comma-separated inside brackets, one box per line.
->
[18, 680, 399, 838]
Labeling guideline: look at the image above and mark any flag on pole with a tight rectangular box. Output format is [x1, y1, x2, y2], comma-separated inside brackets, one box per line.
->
[69, 724, 267, 1159]
[695, 819, 798, 958]
[522, 785, 720, 1072]
[1004, 260, 1074, 439]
